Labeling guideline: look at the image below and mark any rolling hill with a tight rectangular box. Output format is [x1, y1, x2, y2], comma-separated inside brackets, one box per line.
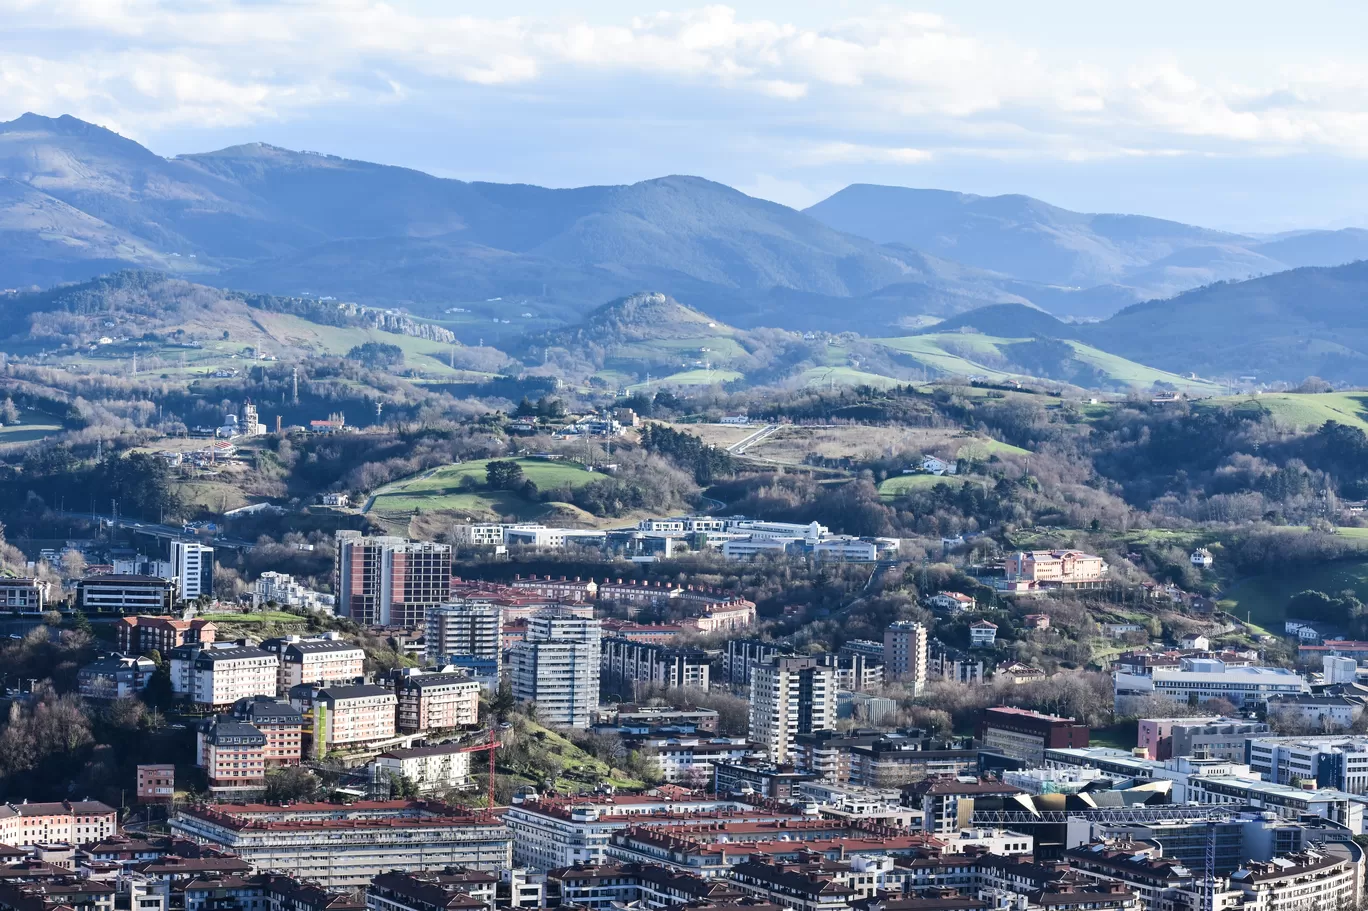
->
[1077, 260, 1368, 384]
[805, 184, 1368, 316]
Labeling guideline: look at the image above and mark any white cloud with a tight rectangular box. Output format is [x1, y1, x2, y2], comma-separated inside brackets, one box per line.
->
[3, 0, 1368, 161]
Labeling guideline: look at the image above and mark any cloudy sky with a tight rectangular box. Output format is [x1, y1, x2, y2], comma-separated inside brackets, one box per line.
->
[5, 0, 1368, 231]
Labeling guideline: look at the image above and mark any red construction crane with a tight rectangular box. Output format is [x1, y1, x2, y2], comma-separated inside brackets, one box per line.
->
[452, 728, 503, 810]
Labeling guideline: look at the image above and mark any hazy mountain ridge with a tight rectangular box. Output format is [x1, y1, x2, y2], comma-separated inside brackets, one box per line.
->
[804, 184, 1368, 316]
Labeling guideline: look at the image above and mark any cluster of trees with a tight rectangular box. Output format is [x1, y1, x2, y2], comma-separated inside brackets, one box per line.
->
[639, 424, 733, 484]
[344, 342, 405, 368]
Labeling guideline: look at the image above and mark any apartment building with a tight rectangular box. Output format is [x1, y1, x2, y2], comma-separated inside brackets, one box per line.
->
[313, 685, 398, 757]
[367, 868, 497, 911]
[170, 801, 511, 888]
[682, 600, 757, 633]
[169, 642, 279, 710]
[394, 671, 481, 734]
[883, 622, 929, 694]
[425, 603, 503, 671]
[636, 738, 755, 785]
[980, 707, 1090, 764]
[263, 634, 366, 694]
[335, 532, 452, 627]
[507, 575, 598, 602]
[548, 862, 743, 910]
[170, 540, 214, 601]
[0, 801, 117, 847]
[723, 639, 792, 690]
[371, 744, 474, 794]
[1005, 551, 1109, 587]
[510, 613, 602, 728]
[117, 615, 217, 656]
[78, 575, 177, 613]
[77, 653, 155, 700]
[815, 652, 884, 693]
[749, 657, 838, 764]
[793, 730, 979, 787]
[197, 716, 269, 789]
[233, 696, 306, 767]
[0, 577, 51, 611]
[600, 637, 711, 697]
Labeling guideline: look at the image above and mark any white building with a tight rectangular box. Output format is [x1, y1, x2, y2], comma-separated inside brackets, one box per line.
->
[503, 527, 607, 550]
[1324, 656, 1359, 685]
[883, 621, 928, 694]
[638, 737, 755, 785]
[510, 613, 602, 728]
[748, 656, 837, 764]
[254, 571, 334, 612]
[1114, 658, 1310, 711]
[926, 592, 976, 612]
[1190, 548, 1214, 568]
[1247, 735, 1368, 794]
[970, 621, 998, 648]
[169, 642, 279, 710]
[812, 536, 879, 562]
[171, 540, 214, 601]
[371, 743, 474, 793]
[0, 800, 118, 847]
[264, 633, 365, 694]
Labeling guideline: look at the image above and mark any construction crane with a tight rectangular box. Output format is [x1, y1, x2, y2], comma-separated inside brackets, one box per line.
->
[451, 728, 503, 810]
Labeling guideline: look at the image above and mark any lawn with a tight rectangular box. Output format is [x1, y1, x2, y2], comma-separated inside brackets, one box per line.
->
[1222, 560, 1368, 631]
[627, 368, 743, 388]
[1201, 392, 1368, 433]
[800, 367, 902, 389]
[0, 423, 62, 447]
[878, 473, 960, 498]
[367, 458, 599, 521]
[202, 611, 303, 623]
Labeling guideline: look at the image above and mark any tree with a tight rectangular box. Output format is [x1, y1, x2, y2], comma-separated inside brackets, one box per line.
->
[0, 399, 18, 424]
[486, 460, 525, 491]
[344, 342, 405, 368]
[387, 774, 420, 799]
[263, 766, 319, 802]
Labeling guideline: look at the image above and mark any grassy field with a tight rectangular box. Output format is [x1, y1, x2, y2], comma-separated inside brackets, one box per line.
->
[367, 458, 599, 521]
[1223, 560, 1368, 630]
[874, 333, 1226, 394]
[202, 611, 303, 624]
[0, 423, 63, 447]
[627, 368, 743, 389]
[877, 473, 961, 498]
[1202, 392, 1368, 433]
[799, 366, 903, 389]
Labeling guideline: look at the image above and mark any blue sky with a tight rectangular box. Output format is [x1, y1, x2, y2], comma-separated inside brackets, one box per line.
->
[4, 0, 1368, 231]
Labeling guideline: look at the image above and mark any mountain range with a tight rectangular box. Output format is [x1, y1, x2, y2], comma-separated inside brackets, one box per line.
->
[5, 112, 1368, 335]
[7, 112, 1368, 384]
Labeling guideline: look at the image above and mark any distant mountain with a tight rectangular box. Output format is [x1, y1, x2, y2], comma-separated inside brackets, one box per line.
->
[1077, 261, 1368, 384]
[918, 303, 1077, 339]
[805, 184, 1368, 316]
[0, 114, 1044, 335]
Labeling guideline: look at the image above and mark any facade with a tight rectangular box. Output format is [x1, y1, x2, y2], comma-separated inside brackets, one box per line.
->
[0, 577, 50, 611]
[600, 637, 711, 697]
[170, 643, 279, 710]
[314, 685, 398, 757]
[395, 672, 482, 734]
[1137, 716, 1271, 761]
[170, 541, 214, 601]
[884, 622, 929, 694]
[0, 801, 117, 847]
[136, 764, 175, 803]
[371, 744, 475, 794]
[263, 635, 366, 694]
[335, 532, 452, 628]
[1266, 694, 1366, 729]
[749, 657, 838, 764]
[425, 603, 503, 671]
[197, 717, 269, 788]
[1247, 735, 1368, 793]
[926, 592, 976, 612]
[723, 639, 791, 690]
[1115, 658, 1310, 710]
[1005, 551, 1108, 587]
[637, 738, 754, 785]
[969, 621, 998, 648]
[980, 707, 1090, 764]
[233, 696, 306, 767]
[169, 801, 512, 888]
[117, 616, 217, 656]
[77, 653, 156, 700]
[78, 575, 177, 613]
[509, 613, 602, 728]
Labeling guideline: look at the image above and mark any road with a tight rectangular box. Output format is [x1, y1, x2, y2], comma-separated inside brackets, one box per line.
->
[53, 511, 256, 550]
[726, 423, 777, 455]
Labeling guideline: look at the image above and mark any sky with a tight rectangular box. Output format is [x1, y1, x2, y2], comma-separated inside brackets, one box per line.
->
[5, 0, 1368, 231]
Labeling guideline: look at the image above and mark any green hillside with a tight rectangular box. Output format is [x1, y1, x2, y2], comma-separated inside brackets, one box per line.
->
[1198, 392, 1368, 433]
[875, 333, 1225, 393]
[367, 458, 599, 522]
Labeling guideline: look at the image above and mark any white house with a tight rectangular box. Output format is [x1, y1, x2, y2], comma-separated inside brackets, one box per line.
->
[720, 415, 750, 425]
[926, 591, 976, 612]
[1190, 548, 1214, 568]
[917, 456, 958, 476]
[1180, 634, 1210, 651]
[970, 620, 998, 648]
